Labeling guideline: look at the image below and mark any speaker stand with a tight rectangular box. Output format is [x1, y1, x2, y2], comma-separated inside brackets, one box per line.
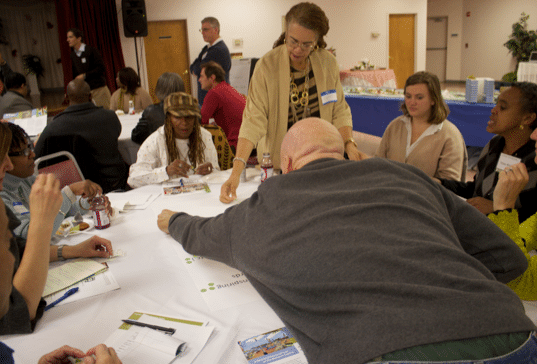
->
[134, 37, 141, 77]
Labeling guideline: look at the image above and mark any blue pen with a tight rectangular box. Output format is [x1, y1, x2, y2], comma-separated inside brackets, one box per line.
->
[45, 287, 79, 311]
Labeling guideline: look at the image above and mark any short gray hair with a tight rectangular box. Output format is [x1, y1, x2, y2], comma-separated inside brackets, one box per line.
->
[201, 17, 220, 32]
[155, 72, 185, 102]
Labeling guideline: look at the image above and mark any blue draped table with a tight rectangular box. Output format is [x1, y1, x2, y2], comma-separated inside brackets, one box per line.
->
[345, 94, 495, 147]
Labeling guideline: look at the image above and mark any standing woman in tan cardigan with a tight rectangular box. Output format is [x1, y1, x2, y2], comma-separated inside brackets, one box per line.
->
[375, 71, 467, 182]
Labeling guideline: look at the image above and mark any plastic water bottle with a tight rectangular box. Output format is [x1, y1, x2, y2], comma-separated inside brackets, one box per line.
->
[128, 100, 135, 115]
[260, 153, 273, 182]
[90, 195, 110, 229]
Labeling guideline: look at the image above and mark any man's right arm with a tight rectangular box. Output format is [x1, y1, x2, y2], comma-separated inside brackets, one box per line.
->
[442, 184, 528, 283]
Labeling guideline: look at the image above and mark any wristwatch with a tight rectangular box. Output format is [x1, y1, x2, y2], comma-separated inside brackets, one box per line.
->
[57, 245, 67, 261]
[344, 138, 357, 148]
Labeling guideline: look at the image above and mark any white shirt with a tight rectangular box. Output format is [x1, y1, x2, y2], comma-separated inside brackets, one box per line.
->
[127, 126, 220, 188]
[75, 43, 86, 57]
[402, 116, 444, 158]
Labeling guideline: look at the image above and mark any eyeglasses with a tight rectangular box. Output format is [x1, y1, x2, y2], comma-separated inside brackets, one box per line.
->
[8, 143, 34, 157]
[285, 36, 316, 51]
[199, 27, 214, 33]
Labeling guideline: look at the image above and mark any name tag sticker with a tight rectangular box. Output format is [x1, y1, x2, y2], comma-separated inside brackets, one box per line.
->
[496, 153, 521, 172]
[12, 202, 29, 215]
[81, 57, 86, 63]
[321, 90, 337, 105]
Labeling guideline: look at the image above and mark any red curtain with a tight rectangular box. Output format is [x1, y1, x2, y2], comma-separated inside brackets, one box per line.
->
[55, 0, 125, 93]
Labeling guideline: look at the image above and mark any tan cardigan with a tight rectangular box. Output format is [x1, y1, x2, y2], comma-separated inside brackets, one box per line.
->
[238, 45, 352, 169]
[375, 116, 468, 181]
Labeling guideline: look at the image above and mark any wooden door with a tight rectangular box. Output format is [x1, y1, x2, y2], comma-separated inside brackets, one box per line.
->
[426, 17, 448, 81]
[389, 14, 415, 88]
[143, 20, 191, 103]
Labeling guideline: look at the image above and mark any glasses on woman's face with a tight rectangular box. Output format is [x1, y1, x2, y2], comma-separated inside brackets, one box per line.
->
[286, 35, 316, 52]
[8, 143, 34, 158]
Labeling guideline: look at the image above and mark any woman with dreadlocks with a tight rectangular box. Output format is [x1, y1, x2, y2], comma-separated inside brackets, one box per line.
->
[127, 92, 219, 188]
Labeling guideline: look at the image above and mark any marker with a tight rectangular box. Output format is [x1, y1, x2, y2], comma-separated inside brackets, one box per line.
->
[122, 319, 176, 335]
[45, 287, 79, 311]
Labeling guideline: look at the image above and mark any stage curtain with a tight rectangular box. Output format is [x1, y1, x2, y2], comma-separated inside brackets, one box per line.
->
[55, 0, 125, 93]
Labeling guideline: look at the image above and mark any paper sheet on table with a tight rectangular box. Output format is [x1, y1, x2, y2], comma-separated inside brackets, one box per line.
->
[43, 259, 108, 297]
[3, 107, 47, 136]
[107, 192, 160, 210]
[44, 268, 119, 304]
[172, 244, 262, 311]
[105, 312, 214, 364]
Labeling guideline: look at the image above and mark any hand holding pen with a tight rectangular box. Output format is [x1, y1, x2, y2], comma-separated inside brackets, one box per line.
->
[166, 159, 192, 178]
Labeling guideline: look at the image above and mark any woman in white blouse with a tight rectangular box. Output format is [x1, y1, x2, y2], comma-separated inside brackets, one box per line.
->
[375, 71, 467, 182]
[127, 92, 219, 188]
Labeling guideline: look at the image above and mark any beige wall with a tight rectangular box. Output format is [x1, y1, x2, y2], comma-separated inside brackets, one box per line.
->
[117, 0, 428, 93]
[427, 0, 463, 81]
[428, 0, 537, 81]
[118, 0, 537, 87]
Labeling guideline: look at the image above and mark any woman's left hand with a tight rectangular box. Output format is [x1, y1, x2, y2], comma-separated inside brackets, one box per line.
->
[196, 162, 214, 175]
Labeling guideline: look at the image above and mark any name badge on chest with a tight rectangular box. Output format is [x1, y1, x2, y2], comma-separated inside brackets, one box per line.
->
[321, 89, 337, 105]
[12, 202, 29, 215]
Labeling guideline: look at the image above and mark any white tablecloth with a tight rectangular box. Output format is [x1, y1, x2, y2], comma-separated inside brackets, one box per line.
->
[2, 170, 284, 363]
[118, 113, 142, 165]
[518, 62, 537, 84]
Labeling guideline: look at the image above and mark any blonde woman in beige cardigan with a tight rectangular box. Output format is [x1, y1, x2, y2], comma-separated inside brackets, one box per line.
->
[376, 71, 467, 182]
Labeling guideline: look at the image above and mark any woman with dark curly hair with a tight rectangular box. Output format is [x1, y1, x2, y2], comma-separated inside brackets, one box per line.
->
[127, 92, 219, 188]
[220, 2, 368, 203]
[110, 67, 152, 114]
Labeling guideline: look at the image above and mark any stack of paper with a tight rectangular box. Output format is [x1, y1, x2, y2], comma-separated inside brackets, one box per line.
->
[107, 192, 160, 211]
[3, 108, 47, 136]
[105, 312, 215, 364]
[43, 259, 108, 297]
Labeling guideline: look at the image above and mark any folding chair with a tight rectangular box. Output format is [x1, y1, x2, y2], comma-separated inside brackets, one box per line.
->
[34, 151, 85, 189]
[202, 124, 235, 170]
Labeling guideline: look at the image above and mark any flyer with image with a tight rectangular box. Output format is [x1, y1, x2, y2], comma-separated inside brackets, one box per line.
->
[237, 327, 307, 364]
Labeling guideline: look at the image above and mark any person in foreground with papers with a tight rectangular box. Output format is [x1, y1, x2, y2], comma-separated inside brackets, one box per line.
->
[159, 117, 537, 363]
[127, 92, 219, 188]
[0, 123, 112, 335]
[0, 201, 121, 363]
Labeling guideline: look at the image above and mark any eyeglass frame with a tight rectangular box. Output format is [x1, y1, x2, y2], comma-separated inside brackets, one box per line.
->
[284, 34, 318, 52]
[8, 143, 34, 157]
[199, 26, 215, 33]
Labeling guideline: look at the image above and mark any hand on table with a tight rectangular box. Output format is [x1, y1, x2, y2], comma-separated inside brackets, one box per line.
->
[195, 162, 214, 175]
[29, 174, 63, 226]
[166, 159, 191, 179]
[38, 345, 85, 364]
[69, 180, 103, 199]
[84, 344, 122, 364]
[158, 209, 177, 234]
[63, 236, 113, 260]
[467, 196, 494, 215]
[220, 175, 239, 203]
[493, 163, 529, 211]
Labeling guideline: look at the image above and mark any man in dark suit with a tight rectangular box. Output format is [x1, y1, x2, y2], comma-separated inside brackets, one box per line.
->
[0, 72, 32, 118]
[34, 79, 128, 193]
[67, 28, 111, 109]
[190, 17, 231, 107]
